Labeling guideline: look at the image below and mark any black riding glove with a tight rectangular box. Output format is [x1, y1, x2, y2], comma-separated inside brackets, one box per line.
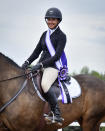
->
[32, 63, 43, 72]
[22, 60, 29, 69]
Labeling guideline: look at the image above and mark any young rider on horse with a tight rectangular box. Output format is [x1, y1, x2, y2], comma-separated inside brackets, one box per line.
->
[22, 7, 67, 124]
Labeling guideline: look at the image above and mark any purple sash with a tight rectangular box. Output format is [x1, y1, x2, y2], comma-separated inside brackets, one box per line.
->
[45, 30, 70, 103]
[45, 30, 67, 69]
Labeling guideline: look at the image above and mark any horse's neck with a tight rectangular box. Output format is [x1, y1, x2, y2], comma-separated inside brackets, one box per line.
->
[0, 57, 24, 101]
[0, 57, 23, 80]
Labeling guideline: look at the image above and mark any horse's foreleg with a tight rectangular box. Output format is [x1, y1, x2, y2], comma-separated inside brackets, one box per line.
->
[0, 121, 10, 131]
[77, 118, 83, 128]
[82, 120, 100, 131]
[94, 124, 100, 131]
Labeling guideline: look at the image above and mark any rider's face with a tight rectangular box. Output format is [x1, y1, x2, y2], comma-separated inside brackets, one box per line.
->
[46, 18, 59, 29]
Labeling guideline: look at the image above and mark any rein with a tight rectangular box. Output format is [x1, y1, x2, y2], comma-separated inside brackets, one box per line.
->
[0, 79, 28, 112]
[0, 74, 26, 83]
[0, 70, 37, 83]
[0, 71, 38, 113]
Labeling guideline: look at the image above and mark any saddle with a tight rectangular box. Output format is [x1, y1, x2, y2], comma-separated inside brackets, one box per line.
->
[32, 70, 61, 99]
[31, 70, 71, 100]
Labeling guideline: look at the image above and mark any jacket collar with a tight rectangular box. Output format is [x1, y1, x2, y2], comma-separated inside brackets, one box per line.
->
[50, 26, 60, 37]
[49, 26, 59, 35]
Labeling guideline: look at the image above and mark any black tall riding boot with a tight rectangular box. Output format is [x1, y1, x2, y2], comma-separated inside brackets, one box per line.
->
[44, 87, 63, 124]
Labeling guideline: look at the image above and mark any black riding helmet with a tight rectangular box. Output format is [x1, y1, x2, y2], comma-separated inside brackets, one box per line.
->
[45, 7, 62, 22]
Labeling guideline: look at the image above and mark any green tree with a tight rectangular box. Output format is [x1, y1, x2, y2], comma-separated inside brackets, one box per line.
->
[90, 70, 105, 81]
[79, 66, 105, 81]
[80, 66, 89, 74]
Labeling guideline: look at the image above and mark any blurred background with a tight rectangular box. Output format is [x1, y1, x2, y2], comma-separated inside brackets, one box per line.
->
[0, 0, 105, 74]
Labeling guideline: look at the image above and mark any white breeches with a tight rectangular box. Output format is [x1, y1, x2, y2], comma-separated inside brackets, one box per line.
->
[41, 67, 58, 93]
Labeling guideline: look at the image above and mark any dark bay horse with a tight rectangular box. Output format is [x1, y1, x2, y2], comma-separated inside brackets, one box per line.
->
[0, 52, 105, 131]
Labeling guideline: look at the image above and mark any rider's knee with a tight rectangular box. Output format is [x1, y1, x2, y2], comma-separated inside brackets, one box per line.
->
[41, 80, 50, 93]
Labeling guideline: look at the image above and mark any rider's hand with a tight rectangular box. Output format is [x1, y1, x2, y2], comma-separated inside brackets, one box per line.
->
[32, 63, 43, 72]
[22, 60, 29, 70]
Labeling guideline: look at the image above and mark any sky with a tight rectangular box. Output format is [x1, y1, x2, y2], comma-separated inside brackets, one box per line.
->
[0, 0, 105, 74]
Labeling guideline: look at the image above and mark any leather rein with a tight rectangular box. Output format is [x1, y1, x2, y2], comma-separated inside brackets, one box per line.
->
[0, 71, 38, 112]
[0, 71, 31, 83]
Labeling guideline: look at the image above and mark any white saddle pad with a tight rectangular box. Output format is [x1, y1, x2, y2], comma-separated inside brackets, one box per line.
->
[58, 77, 81, 103]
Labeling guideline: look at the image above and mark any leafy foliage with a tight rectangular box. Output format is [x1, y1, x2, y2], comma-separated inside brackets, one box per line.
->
[72, 66, 105, 81]
[63, 127, 105, 131]
[63, 126, 82, 131]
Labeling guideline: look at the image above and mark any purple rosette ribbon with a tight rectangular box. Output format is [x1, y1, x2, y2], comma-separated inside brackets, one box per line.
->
[58, 65, 68, 81]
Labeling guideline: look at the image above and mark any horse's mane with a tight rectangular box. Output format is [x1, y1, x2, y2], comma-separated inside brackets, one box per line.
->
[0, 52, 21, 69]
